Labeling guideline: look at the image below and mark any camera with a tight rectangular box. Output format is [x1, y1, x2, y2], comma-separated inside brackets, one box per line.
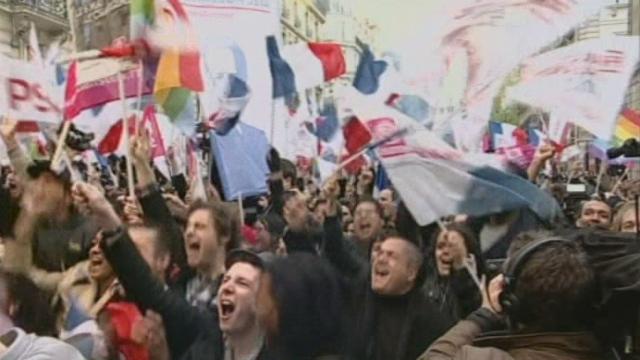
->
[606, 138, 640, 159]
[64, 123, 95, 152]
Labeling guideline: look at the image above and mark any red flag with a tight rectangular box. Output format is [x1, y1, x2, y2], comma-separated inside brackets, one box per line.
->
[100, 37, 136, 57]
[140, 106, 167, 159]
[343, 117, 372, 154]
[97, 115, 137, 154]
[64, 61, 80, 121]
[341, 117, 372, 175]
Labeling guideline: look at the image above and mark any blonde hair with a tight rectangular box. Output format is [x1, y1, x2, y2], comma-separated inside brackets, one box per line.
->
[611, 201, 638, 232]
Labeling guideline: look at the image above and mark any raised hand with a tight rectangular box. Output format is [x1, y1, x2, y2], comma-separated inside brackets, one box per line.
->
[122, 195, 144, 225]
[533, 143, 556, 164]
[0, 117, 18, 148]
[130, 125, 152, 167]
[72, 182, 121, 231]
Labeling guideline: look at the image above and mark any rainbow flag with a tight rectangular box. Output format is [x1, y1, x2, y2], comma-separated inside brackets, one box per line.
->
[614, 108, 640, 146]
[130, 0, 203, 121]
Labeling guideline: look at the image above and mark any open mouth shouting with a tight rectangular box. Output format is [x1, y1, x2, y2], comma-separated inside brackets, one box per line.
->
[219, 298, 237, 322]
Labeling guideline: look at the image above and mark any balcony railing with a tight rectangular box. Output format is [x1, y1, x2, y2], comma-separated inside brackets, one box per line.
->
[73, 0, 128, 19]
[2, 0, 68, 20]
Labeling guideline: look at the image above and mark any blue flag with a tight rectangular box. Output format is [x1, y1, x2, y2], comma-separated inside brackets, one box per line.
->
[353, 45, 388, 95]
[211, 123, 270, 200]
[266, 36, 296, 99]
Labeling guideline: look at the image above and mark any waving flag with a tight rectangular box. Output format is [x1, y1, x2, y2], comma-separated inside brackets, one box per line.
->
[348, 92, 561, 226]
[614, 108, 640, 146]
[506, 36, 640, 141]
[28, 23, 43, 67]
[386, 93, 431, 126]
[64, 61, 80, 121]
[418, 0, 607, 151]
[353, 45, 388, 96]
[66, 59, 151, 117]
[130, 0, 204, 121]
[267, 36, 346, 98]
[306, 101, 340, 143]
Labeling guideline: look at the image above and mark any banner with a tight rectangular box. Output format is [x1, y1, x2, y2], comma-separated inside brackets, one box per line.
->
[420, 0, 607, 151]
[74, 59, 152, 114]
[506, 36, 640, 141]
[182, 0, 281, 145]
[0, 55, 60, 124]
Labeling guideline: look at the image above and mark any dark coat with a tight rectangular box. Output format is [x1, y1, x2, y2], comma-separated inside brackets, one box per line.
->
[101, 228, 274, 360]
[137, 183, 188, 277]
[323, 216, 452, 360]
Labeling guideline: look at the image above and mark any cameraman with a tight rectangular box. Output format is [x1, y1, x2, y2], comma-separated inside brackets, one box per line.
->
[419, 231, 604, 360]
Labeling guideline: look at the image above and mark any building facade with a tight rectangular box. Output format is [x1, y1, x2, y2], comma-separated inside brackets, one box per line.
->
[575, 0, 630, 41]
[281, 0, 327, 44]
[0, 0, 68, 58]
[72, 0, 128, 51]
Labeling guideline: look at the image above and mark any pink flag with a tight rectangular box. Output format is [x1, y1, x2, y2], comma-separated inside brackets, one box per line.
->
[64, 61, 80, 121]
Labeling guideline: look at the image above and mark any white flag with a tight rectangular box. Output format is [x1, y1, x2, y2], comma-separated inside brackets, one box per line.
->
[414, 0, 607, 151]
[506, 36, 640, 140]
[28, 23, 43, 67]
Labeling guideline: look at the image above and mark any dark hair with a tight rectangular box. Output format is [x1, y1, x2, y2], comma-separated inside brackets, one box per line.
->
[579, 200, 612, 218]
[507, 231, 596, 332]
[355, 166, 376, 195]
[26, 161, 72, 191]
[356, 196, 384, 219]
[281, 159, 297, 185]
[428, 223, 486, 277]
[187, 200, 241, 254]
[0, 271, 57, 336]
[266, 254, 345, 359]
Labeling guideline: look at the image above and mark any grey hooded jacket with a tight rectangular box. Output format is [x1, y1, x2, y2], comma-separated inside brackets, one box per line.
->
[0, 328, 85, 360]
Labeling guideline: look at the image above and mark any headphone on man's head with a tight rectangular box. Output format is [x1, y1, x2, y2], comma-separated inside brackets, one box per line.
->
[499, 237, 574, 323]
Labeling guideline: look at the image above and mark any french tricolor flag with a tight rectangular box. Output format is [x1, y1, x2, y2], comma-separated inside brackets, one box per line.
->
[267, 36, 346, 98]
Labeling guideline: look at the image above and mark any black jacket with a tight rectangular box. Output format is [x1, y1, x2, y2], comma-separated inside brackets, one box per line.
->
[422, 270, 482, 322]
[137, 183, 188, 276]
[323, 216, 452, 360]
[101, 228, 273, 360]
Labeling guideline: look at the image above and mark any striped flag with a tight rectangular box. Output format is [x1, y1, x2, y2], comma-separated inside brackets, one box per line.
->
[64, 61, 80, 121]
[613, 108, 640, 146]
[130, 0, 204, 121]
[348, 90, 562, 226]
[267, 36, 346, 99]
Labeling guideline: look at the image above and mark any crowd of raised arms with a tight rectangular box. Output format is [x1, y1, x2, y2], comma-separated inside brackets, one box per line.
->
[0, 116, 639, 360]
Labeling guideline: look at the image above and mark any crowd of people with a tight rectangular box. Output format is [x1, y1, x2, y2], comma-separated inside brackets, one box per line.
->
[0, 115, 639, 360]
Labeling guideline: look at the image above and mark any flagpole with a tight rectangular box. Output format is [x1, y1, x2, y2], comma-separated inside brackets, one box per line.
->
[117, 62, 135, 198]
[327, 127, 409, 180]
[237, 192, 244, 227]
[270, 99, 276, 144]
[51, 121, 72, 171]
[135, 59, 144, 135]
